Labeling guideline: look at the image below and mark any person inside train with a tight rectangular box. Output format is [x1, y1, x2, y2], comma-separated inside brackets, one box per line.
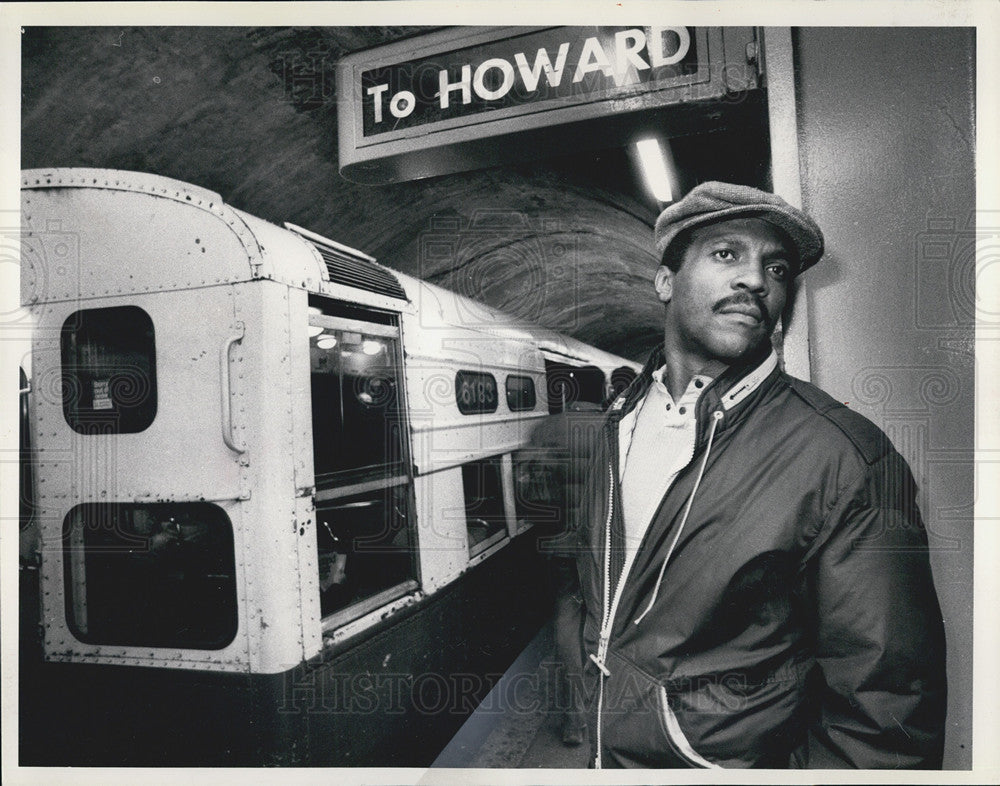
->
[576, 181, 946, 769]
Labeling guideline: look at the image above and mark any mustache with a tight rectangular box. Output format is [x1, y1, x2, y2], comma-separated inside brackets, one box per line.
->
[713, 292, 768, 318]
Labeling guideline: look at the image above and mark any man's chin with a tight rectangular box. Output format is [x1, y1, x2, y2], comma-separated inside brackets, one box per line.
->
[712, 333, 772, 363]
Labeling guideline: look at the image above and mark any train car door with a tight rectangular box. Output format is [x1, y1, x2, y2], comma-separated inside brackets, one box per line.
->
[306, 300, 418, 631]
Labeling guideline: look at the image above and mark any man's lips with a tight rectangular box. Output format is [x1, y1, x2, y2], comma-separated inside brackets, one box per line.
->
[714, 298, 764, 323]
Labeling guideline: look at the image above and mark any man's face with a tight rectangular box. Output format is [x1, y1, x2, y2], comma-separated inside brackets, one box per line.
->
[654, 217, 794, 366]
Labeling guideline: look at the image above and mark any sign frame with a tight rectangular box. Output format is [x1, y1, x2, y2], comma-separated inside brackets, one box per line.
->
[337, 26, 760, 184]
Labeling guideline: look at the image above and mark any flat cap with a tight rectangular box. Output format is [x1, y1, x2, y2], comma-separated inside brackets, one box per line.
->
[654, 181, 825, 274]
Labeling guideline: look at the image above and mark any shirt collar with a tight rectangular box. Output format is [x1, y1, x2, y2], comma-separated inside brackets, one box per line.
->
[650, 365, 715, 400]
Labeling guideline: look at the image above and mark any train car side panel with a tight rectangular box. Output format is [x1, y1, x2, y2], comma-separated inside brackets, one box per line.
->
[30, 289, 256, 670]
[412, 469, 470, 593]
[286, 286, 325, 658]
[233, 280, 323, 671]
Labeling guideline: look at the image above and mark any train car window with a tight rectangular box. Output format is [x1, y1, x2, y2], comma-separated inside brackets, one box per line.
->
[62, 502, 237, 650]
[463, 457, 508, 555]
[455, 371, 498, 415]
[315, 485, 416, 621]
[513, 451, 563, 531]
[505, 375, 536, 412]
[544, 361, 606, 414]
[310, 323, 407, 485]
[60, 306, 157, 434]
[308, 306, 418, 627]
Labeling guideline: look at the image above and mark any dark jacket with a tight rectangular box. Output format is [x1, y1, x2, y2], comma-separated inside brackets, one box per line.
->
[575, 345, 946, 769]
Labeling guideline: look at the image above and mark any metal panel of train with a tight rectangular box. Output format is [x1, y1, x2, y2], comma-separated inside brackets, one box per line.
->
[18, 168, 638, 766]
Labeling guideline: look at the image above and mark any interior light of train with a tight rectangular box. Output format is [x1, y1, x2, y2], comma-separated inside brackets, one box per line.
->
[362, 340, 384, 356]
[316, 335, 338, 350]
[635, 137, 674, 203]
[308, 325, 324, 338]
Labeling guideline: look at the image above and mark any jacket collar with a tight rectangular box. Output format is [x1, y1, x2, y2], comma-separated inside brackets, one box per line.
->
[609, 341, 780, 432]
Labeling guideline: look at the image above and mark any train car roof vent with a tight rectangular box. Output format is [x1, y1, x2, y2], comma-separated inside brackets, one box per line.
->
[284, 222, 407, 301]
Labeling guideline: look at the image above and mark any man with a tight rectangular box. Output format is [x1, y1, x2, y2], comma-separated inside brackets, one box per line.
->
[575, 182, 946, 769]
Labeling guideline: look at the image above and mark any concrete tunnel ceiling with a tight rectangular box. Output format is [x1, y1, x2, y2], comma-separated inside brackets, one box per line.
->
[21, 26, 773, 361]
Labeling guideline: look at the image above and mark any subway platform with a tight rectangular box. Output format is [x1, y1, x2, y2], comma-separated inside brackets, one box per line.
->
[432, 621, 590, 769]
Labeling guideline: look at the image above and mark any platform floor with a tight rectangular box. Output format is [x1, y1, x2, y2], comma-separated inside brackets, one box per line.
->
[432, 621, 591, 769]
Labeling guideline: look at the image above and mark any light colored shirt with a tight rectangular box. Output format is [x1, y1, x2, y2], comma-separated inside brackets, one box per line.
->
[619, 368, 711, 569]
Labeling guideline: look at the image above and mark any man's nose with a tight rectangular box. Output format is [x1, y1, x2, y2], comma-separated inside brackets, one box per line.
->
[732, 258, 767, 293]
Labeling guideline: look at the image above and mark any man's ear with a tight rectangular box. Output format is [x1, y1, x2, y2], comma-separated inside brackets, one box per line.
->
[654, 266, 673, 303]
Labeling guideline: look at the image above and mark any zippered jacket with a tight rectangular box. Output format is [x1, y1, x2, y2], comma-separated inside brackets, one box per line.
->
[575, 344, 946, 769]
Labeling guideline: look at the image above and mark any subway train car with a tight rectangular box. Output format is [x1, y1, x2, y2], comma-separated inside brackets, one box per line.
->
[18, 168, 638, 766]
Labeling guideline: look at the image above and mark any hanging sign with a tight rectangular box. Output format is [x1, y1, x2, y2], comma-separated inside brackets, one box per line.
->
[338, 27, 759, 183]
[360, 27, 698, 137]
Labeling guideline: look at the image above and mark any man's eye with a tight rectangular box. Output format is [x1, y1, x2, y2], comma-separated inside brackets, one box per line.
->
[767, 264, 789, 281]
[712, 249, 735, 261]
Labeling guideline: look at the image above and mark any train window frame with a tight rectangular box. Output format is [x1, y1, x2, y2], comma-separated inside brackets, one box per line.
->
[455, 370, 498, 415]
[62, 501, 238, 650]
[505, 374, 536, 412]
[308, 310, 408, 489]
[462, 456, 509, 557]
[307, 303, 420, 631]
[315, 487, 420, 631]
[60, 305, 158, 434]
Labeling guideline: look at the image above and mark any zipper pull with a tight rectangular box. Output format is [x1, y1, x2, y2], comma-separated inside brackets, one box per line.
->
[589, 634, 612, 676]
[589, 652, 611, 677]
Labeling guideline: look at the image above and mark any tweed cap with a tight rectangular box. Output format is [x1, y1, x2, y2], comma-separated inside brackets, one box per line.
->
[654, 181, 825, 274]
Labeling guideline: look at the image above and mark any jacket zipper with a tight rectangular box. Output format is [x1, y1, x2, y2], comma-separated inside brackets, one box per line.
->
[590, 461, 614, 769]
[592, 408, 724, 768]
[592, 419, 699, 769]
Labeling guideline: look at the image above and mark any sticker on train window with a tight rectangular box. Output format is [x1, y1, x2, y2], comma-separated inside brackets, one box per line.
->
[455, 371, 498, 415]
[505, 375, 536, 412]
[60, 306, 157, 433]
